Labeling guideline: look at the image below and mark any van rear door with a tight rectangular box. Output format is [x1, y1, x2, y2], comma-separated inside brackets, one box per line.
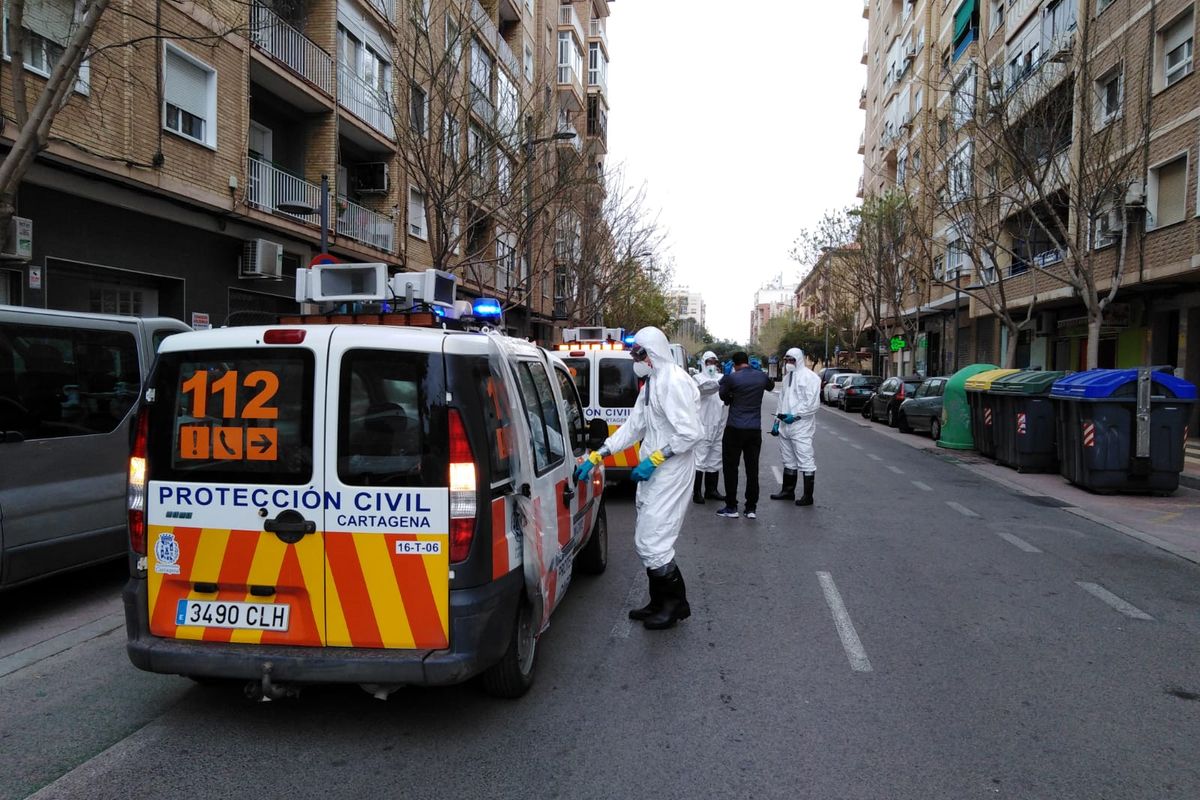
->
[145, 334, 327, 646]
[322, 331, 450, 649]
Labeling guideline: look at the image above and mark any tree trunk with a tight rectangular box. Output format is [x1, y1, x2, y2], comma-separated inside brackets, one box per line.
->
[1086, 315, 1102, 370]
[1003, 322, 1020, 369]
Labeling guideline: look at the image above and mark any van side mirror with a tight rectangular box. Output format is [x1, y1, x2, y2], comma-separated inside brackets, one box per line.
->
[586, 418, 608, 450]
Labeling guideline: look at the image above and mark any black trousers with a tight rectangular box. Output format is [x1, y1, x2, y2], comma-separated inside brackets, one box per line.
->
[722, 426, 762, 511]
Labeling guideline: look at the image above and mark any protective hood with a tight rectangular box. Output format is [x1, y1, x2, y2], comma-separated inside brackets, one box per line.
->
[634, 326, 674, 374]
[702, 350, 717, 363]
[786, 347, 805, 365]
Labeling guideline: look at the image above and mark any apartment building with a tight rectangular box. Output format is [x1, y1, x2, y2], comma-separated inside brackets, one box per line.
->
[0, 0, 610, 341]
[749, 276, 796, 346]
[795, 245, 870, 366]
[860, 0, 1200, 430]
[667, 287, 705, 327]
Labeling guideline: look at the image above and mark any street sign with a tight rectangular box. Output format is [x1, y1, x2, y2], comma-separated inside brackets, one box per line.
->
[191, 312, 211, 330]
[309, 253, 340, 268]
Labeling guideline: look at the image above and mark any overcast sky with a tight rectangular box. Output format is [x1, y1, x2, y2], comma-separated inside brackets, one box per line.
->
[605, 2, 867, 343]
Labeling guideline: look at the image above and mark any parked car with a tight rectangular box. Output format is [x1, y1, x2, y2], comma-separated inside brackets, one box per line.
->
[860, 389, 876, 419]
[868, 375, 925, 427]
[823, 373, 855, 405]
[0, 305, 189, 589]
[818, 368, 857, 404]
[839, 375, 882, 412]
[898, 376, 948, 439]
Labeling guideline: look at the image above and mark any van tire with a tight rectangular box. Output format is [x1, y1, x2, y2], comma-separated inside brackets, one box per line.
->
[576, 502, 608, 575]
[482, 597, 538, 699]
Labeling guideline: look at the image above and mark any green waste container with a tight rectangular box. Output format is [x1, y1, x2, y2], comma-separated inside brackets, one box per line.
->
[1051, 368, 1197, 494]
[938, 364, 999, 450]
[964, 368, 1022, 459]
[991, 370, 1069, 473]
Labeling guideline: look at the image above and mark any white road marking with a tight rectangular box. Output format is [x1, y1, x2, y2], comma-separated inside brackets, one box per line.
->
[995, 531, 1042, 552]
[868, 454, 883, 461]
[611, 575, 650, 638]
[946, 501, 979, 518]
[836, 436, 848, 442]
[850, 443, 864, 450]
[772, 466, 784, 485]
[912, 480, 933, 492]
[887, 465, 905, 475]
[817, 572, 873, 673]
[1075, 582, 1155, 621]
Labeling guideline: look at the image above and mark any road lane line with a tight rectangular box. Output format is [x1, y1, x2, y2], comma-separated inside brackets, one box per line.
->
[850, 443, 863, 450]
[0, 612, 124, 680]
[887, 465, 905, 475]
[868, 454, 882, 461]
[912, 480, 933, 492]
[995, 531, 1042, 553]
[816, 572, 873, 673]
[771, 466, 784, 485]
[946, 501, 979, 518]
[1075, 582, 1155, 620]
[611, 575, 650, 638]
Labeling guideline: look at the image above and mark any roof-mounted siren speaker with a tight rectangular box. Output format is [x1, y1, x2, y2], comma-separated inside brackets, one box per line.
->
[389, 269, 458, 309]
[295, 262, 389, 303]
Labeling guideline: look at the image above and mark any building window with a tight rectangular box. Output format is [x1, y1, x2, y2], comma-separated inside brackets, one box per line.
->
[445, 14, 461, 64]
[410, 83, 427, 134]
[952, 0, 979, 61]
[408, 186, 427, 239]
[946, 238, 970, 277]
[1097, 0, 1115, 14]
[990, 0, 1005, 34]
[163, 44, 216, 147]
[948, 141, 973, 202]
[1, 0, 89, 91]
[952, 66, 975, 128]
[1162, 10, 1194, 88]
[443, 113, 460, 160]
[411, 0, 430, 27]
[1095, 68, 1122, 125]
[1148, 154, 1187, 230]
[523, 43, 534, 81]
[495, 231, 517, 292]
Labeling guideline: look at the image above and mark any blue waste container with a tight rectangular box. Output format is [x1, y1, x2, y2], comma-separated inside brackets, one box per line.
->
[1050, 368, 1197, 494]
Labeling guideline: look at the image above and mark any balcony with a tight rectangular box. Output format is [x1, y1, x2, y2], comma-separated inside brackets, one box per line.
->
[337, 197, 395, 253]
[858, 131, 865, 155]
[338, 62, 395, 141]
[472, 0, 500, 49]
[861, 38, 868, 65]
[589, 17, 608, 50]
[857, 176, 865, 198]
[249, 2, 334, 96]
[557, 63, 583, 109]
[587, 95, 607, 150]
[245, 156, 329, 229]
[859, 86, 867, 109]
[559, 4, 585, 46]
[862, 0, 869, 17]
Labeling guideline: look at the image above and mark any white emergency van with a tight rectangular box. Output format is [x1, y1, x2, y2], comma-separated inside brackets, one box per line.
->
[554, 327, 642, 480]
[123, 267, 610, 699]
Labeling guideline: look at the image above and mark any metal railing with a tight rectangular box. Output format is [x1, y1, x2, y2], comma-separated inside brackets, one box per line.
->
[557, 63, 579, 88]
[559, 4, 584, 43]
[245, 156, 327, 227]
[588, 17, 608, 48]
[472, 0, 499, 48]
[250, 2, 334, 95]
[337, 62, 395, 140]
[470, 83, 495, 125]
[337, 197, 395, 253]
[496, 35, 522, 84]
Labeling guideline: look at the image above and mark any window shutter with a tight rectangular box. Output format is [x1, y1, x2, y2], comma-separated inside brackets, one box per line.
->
[408, 188, 426, 236]
[25, 0, 72, 44]
[1157, 158, 1187, 227]
[1164, 13, 1193, 53]
[164, 49, 209, 119]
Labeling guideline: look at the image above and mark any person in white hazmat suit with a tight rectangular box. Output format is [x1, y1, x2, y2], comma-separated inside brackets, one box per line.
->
[574, 326, 703, 630]
[691, 351, 727, 504]
[769, 347, 822, 505]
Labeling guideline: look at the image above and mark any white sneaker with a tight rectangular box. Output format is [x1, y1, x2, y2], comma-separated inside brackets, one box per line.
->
[745, 510, 757, 520]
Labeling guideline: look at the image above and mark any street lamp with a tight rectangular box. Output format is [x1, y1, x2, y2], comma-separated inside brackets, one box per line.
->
[523, 118, 576, 335]
[277, 174, 330, 255]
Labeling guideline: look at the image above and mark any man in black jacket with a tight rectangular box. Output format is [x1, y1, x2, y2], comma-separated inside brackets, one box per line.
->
[715, 352, 775, 520]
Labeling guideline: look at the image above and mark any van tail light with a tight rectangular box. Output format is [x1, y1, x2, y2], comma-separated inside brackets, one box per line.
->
[128, 406, 150, 555]
[448, 409, 477, 563]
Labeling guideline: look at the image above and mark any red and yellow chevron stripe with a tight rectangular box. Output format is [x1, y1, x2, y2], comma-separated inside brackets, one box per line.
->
[147, 525, 448, 650]
[601, 423, 640, 469]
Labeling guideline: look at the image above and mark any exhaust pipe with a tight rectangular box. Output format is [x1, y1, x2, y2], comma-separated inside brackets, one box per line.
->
[360, 683, 403, 701]
[244, 662, 300, 702]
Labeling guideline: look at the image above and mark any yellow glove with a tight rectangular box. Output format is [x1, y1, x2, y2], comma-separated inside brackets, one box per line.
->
[588, 451, 604, 465]
[648, 450, 666, 467]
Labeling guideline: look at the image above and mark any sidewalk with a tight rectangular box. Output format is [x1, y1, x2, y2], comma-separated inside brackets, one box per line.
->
[823, 407, 1200, 566]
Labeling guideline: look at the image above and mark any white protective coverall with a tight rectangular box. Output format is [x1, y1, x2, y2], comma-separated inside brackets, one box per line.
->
[602, 328, 703, 569]
[692, 351, 726, 472]
[777, 347, 822, 474]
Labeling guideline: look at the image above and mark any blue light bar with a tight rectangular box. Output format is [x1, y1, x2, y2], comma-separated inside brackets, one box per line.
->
[623, 335, 636, 345]
[473, 298, 503, 318]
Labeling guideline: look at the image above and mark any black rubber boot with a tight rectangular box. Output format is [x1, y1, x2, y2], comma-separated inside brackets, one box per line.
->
[692, 471, 705, 504]
[796, 473, 815, 506]
[704, 471, 722, 499]
[643, 564, 691, 630]
[628, 568, 662, 620]
[770, 469, 798, 500]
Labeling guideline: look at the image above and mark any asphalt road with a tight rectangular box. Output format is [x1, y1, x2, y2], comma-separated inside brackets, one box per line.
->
[3, 394, 1199, 799]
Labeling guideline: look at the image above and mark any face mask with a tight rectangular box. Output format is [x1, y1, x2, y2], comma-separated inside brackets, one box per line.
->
[705, 365, 718, 377]
[785, 363, 796, 374]
[633, 361, 652, 378]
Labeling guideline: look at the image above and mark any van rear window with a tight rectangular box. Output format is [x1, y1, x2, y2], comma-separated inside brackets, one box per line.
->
[562, 357, 590, 404]
[149, 349, 314, 484]
[337, 349, 443, 487]
[599, 358, 638, 408]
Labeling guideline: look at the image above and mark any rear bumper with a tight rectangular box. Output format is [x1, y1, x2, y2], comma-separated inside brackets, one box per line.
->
[123, 570, 522, 686]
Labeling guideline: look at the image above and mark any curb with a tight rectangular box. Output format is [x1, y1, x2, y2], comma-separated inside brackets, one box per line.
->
[1180, 471, 1200, 491]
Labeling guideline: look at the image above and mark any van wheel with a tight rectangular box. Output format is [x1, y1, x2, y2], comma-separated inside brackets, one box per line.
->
[576, 502, 608, 575]
[482, 597, 538, 699]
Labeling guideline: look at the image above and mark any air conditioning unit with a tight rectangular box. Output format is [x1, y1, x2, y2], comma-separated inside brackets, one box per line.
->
[1102, 208, 1124, 236]
[351, 162, 389, 195]
[1, 216, 33, 261]
[240, 238, 283, 279]
[1125, 179, 1146, 207]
